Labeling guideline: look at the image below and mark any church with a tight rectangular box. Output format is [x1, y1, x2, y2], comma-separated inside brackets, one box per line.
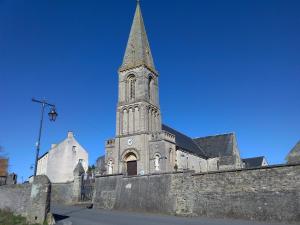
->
[104, 2, 245, 176]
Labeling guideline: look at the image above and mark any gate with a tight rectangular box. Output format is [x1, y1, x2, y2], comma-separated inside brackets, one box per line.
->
[80, 174, 95, 202]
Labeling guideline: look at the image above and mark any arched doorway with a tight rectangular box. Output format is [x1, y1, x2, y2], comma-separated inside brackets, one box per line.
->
[124, 152, 137, 176]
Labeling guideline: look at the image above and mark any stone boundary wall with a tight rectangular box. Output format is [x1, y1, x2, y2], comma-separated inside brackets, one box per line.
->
[51, 182, 74, 204]
[93, 164, 300, 223]
[0, 175, 51, 224]
[192, 164, 300, 222]
[50, 172, 84, 205]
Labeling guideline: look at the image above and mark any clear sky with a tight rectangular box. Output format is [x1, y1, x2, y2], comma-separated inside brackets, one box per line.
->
[0, 0, 299, 182]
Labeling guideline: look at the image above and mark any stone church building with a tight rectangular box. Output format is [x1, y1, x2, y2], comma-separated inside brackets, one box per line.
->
[105, 2, 244, 176]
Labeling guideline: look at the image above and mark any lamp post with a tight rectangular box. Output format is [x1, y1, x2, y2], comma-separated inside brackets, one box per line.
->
[32, 98, 58, 177]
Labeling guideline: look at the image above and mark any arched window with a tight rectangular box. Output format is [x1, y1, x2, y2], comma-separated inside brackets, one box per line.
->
[127, 75, 136, 101]
[154, 154, 160, 171]
[148, 76, 154, 101]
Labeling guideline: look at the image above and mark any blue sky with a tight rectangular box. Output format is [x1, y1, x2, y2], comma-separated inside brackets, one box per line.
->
[0, 0, 299, 182]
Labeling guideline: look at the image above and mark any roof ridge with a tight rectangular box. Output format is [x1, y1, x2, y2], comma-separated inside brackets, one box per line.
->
[162, 124, 207, 158]
[243, 156, 265, 160]
[193, 132, 235, 140]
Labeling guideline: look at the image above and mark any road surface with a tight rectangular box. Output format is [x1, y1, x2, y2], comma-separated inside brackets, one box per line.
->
[52, 204, 288, 225]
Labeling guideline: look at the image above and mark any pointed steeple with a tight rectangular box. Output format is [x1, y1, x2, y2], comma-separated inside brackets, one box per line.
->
[119, 1, 157, 73]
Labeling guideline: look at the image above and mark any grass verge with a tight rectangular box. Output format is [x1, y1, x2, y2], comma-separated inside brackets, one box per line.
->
[0, 210, 41, 225]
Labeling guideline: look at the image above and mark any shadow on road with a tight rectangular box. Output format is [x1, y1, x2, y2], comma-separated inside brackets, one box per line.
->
[53, 214, 69, 222]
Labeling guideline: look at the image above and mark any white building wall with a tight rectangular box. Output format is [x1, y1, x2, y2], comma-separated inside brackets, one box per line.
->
[36, 153, 48, 175]
[207, 158, 220, 171]
[37, 131, 88, 183]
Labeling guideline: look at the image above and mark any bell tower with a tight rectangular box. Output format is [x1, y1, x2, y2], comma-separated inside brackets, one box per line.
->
[116, 1, 161, 137]
[105, 1, 171, 176]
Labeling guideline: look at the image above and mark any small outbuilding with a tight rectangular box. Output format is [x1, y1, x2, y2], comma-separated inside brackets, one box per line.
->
[242, 156, 268, 169]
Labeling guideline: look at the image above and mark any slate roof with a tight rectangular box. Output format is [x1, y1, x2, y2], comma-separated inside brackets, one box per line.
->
[162, 124, 207, 158]
[193, 133, 235, 158]
[119, 1, 157, 73]
[242, 156, 266, 168]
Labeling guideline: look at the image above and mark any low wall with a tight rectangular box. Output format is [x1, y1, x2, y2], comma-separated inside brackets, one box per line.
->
[192, 164, 300, 222]
[51, 182, 74, 204]
[0, 175, 51, 224]
[94, 173, 177, 213]
[93, 164, 300, 223]
[0, 183, 31, 216]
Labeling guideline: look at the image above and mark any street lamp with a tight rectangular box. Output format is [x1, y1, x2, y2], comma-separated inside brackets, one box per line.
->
[48, 107, 58, 121]
[32, 98, 58, 176]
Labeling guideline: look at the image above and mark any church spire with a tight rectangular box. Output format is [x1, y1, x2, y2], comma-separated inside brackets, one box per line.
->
[119, 1, 156, 73]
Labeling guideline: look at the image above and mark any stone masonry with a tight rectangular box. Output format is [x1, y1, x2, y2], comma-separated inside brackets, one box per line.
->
[0, 175, 51, 224]
[93, 164, 300, 223]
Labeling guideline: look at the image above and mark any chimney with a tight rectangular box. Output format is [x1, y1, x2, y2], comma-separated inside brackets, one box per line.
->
[51, 144, 57, 149]
[68, 131, 74, 138]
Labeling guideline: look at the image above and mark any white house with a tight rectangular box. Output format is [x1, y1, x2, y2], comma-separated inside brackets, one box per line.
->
[37, 131, 88, 183]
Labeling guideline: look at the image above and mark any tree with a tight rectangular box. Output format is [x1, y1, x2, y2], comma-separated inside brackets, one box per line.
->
[88, 165, 96, 173]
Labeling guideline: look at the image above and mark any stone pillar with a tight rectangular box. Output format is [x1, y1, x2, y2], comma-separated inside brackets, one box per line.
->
[116, 110, 120, 136]
[73, 162, 85, 203]
[27, 175, 51, 225]
[135, 106, 140, 132]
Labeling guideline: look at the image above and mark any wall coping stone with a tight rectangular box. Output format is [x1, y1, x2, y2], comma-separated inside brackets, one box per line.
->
[51, 181, 74, 185]
[192, 163, 300, 176]
[95, 170, 195, 179]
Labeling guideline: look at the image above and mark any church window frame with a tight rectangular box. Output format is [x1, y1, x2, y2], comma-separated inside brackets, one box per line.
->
[127, 74, 136, 101]
[148, 75, 155, 101]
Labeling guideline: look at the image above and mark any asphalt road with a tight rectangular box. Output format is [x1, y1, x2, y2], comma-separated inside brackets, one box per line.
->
[52, 204, 288, 225]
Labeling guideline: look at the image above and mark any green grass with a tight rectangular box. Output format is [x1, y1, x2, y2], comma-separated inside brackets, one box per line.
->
[0, 210, 41, 225]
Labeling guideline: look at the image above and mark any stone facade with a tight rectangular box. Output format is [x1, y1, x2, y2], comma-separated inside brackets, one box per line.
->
[50, 162, 87, 205]
[0, 175, 51, 224]
[37, 131, 88, 183]
[50, 182, 74, 205]
[93, 164, 300, 223]
[104, 2, 248, 176]
[105, 3, 175, 176]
